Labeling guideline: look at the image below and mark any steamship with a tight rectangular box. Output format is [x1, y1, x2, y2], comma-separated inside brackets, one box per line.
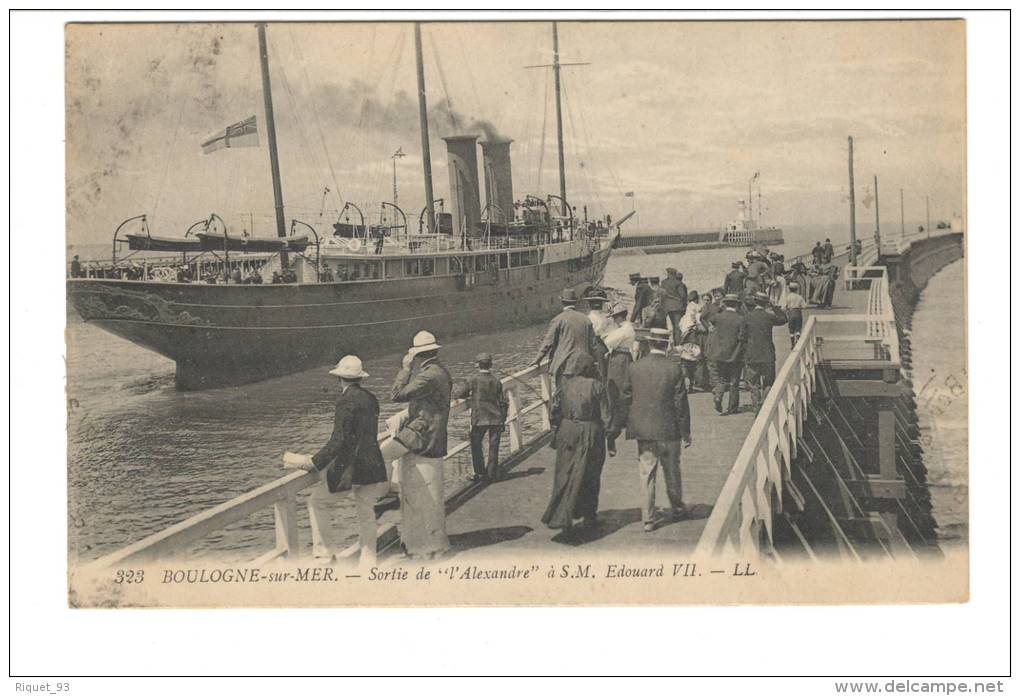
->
[67, 23, 619, 390]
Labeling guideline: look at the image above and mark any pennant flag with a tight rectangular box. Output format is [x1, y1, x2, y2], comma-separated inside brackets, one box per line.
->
[201, 116, 258, 154]
[624, 191, 635, 197]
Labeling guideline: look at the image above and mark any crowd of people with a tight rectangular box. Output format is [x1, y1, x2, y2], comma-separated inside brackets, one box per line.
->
[280, 242, 845, 568]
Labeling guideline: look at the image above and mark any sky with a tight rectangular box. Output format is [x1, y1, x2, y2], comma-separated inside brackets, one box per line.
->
[65, 20, 965, 246]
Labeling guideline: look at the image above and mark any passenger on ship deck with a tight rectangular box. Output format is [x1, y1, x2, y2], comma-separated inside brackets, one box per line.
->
[283, 355, 389, 568]
[248, 269, 263, 285]
[542, 353, 609, 533]
[532, 288, 600, 389]
[451, 352, 508, 482]
[602, 302, 635, 457]
[230, 267, 243, 284]
[271, 271, 283, 284]
[624, 327, 692, 531]
[384, 330, 452, 560]
[70, 255, 82, 278]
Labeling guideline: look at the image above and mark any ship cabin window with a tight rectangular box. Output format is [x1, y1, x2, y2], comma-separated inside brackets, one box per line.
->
[499, 253, 509, 270]
[333, 260, 381, 281]
[404, 259, 420, 276]
[385, 259, 402, 279]
[421, 258, 435, 276]
[489, 255, 500, 271]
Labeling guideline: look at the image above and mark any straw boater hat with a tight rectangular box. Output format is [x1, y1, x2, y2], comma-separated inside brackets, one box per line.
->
[560, 288, 579, 304]
[647, 328, 671, 344]
[583, 287, 608, 302]
[329, 355, 369, 379]
[408, 330, 441, 356]
[753, 292, 771, 305]
[608, 302, 628, 317]
[628, 272, 642, 282]
[475, 352, 493, 366]
[722, 293, 741, 305]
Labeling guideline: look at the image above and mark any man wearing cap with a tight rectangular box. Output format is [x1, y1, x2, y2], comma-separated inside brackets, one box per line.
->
[744, 292, 788, 413]
[724, 262, 747, 297]
[602, 302, 635, 456]
[661, 268, 688, 346]
[533, 288, 600, 388]
[706, 293, 748, 415]
[628, 273, 652, 324]
[385, 330, 452, 559]
[452, 353, 509, 482]
[624, 327, 692, 530]
[283, 355, 388, 567]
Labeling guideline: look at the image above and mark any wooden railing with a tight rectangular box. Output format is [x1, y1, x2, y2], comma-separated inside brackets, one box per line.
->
[89, 361, 554, 570]
[695, 255, 904, 558]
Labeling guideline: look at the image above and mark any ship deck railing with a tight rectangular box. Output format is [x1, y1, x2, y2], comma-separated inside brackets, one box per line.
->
[87, 361, 555, 570]
[695, 258, 902, 558]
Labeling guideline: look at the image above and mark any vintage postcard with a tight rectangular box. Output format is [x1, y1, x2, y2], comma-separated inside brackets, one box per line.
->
[65, 18, 967, 607]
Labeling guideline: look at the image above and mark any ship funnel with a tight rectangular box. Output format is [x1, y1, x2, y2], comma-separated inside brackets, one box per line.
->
[481, 139, 515, 225]
[442, 135, 481, 237]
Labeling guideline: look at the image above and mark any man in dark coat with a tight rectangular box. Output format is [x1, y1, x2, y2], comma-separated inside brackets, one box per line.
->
[744, 292, 789, 413]
[822, 238, 835, 264]
[723, 261, 747, 296]
[706, 293, 748, 415]
[452, 352, 509, 481]
[629, 273, 653, 323]
[661, 267, 688, 345]
[284, 355, 388, 566]
[533, 288, 599, 387]
[624, 328, 692, 531]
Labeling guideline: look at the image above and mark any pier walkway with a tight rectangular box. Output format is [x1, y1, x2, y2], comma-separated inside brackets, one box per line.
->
[88, 231, 960, 570]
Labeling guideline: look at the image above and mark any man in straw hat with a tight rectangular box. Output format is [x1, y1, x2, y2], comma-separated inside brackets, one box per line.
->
[624, 327, 692, 531]
[533, 288, 599, 388]
[452, 352, 509, 482]
[744, 292, 788, 413]
[382, 329, 453, 559]
[705, 293, 748, 415]
[283, 355, 388, 568]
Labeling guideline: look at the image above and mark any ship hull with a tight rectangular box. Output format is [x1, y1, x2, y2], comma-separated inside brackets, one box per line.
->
[69, 244, 614, 390]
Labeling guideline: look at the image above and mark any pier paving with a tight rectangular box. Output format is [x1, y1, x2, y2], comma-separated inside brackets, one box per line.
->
[436, 281, 870, 561]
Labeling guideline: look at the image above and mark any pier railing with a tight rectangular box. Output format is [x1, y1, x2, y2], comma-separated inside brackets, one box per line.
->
[89, 362, 554, 570]
[695, 263, 901, 558]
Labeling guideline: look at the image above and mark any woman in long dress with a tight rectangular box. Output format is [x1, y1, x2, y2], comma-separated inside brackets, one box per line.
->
[542, 353, 610, 532]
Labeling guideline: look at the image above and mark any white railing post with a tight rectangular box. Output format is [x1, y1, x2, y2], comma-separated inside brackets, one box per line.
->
[506, 387, 523, 452]
[538, 371, 553, 432]
[273, 493, 299, 558]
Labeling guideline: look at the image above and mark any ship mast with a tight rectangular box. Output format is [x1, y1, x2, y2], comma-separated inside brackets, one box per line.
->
[257, 23, 289, 266]
[552, 22, 567, 211]
[415, 23, 437, 235]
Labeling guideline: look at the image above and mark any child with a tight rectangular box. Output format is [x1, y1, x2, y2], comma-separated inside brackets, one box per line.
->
[452, 353, 509, 482]
[782, 281, 810, 348]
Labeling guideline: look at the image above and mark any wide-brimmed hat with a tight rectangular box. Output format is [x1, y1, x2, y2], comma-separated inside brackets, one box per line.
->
[475, 352, 493, 366]
[583, 287, 608, 302]
[408, 330, 441, 356]
[628, 272, 642, 281]
[608, 302, 628, 317]
[647, 327, 671, 344]
[665, 267, 678, 274]
[722, 293, 741, 305]
[731, 261, 744, 268]
[329, 354, 369, 379]
[560, 288, 579, 303]
[753, 292, 771, 304]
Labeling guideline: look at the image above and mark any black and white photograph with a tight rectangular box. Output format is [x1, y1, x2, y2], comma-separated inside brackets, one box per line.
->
[57, 17, 974, 608]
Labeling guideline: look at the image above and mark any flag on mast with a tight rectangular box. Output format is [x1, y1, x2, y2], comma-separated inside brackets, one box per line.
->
[201, 116, 259, 154]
